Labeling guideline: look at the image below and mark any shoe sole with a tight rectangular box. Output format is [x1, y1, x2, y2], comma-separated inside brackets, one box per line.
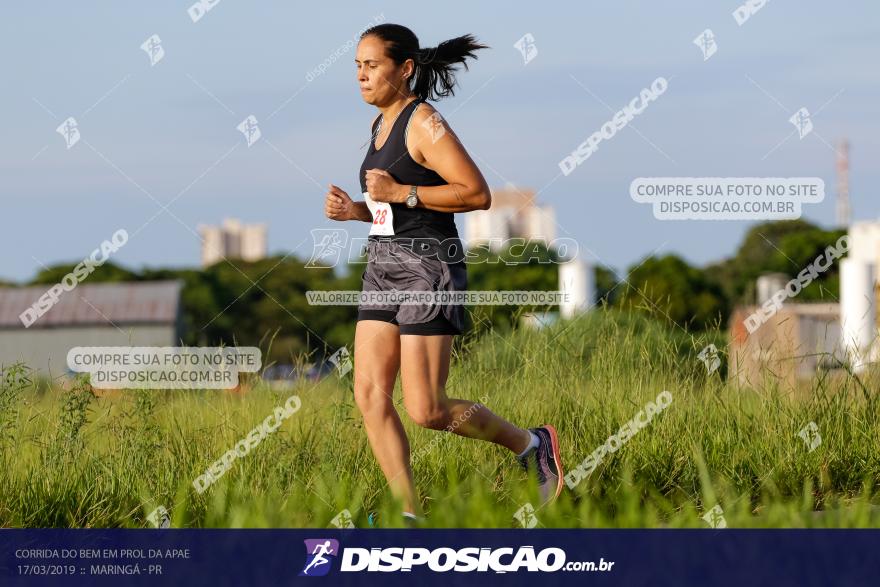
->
[541, 424, 564, 500]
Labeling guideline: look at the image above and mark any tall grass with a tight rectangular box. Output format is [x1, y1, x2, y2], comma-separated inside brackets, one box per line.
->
[1, 307, 878, 528]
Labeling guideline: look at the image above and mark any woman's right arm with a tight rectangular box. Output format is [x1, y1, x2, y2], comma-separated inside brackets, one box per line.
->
[325, 183, 372, 222]
[326, 116, 380, 222]
[349, 201, 372, 222]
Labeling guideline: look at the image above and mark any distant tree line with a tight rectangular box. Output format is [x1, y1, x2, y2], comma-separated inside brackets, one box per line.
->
[615, 219, 846, 330]
[7, 220, 844, 361]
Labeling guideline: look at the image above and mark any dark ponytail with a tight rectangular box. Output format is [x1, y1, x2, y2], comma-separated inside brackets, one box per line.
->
[361, 24, 489, 101]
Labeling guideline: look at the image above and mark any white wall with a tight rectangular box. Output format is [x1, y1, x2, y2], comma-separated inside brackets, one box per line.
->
[0, 325, 178, 377]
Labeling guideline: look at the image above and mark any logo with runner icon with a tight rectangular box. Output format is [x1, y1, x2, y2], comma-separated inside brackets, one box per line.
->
[299, 538, 339, 577]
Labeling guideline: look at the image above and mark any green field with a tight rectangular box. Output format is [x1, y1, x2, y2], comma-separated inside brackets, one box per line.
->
[1, 308, 879, 528]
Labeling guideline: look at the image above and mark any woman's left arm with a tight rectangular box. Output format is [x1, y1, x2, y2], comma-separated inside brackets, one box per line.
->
[364, 104, 492, 213]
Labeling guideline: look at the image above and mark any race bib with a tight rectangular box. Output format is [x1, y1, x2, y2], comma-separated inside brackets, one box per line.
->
[364, 191, 394, 236]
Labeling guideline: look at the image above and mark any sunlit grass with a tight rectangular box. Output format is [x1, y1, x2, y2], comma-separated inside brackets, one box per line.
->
[1, 307, 878, 528]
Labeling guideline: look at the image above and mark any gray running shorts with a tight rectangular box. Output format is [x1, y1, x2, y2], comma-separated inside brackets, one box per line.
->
[357, 239, 468, 335]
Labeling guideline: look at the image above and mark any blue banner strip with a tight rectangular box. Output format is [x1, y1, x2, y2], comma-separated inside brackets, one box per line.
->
[2, 529, 878, 586]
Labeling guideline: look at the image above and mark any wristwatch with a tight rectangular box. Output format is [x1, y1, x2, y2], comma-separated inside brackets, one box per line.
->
[405, 185, 419, 208]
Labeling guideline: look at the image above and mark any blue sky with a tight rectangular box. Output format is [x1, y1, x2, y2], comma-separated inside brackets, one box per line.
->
[1, 1, 878, 282]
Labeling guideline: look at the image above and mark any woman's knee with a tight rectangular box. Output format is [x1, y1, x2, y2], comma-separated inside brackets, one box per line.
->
[353, 380, 393, 415]
[405, 400, 452, 430]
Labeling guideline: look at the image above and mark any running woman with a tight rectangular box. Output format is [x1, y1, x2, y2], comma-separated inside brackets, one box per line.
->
[324, 23, 563, 521]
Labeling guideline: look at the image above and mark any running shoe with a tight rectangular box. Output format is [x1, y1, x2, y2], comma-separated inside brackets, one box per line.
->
[367, 511, 425, 527]
[402, 512, 425, 527]
[516, 425, 564, 504]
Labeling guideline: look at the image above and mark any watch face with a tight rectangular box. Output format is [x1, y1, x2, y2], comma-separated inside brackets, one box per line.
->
[407, 194, 418, 207]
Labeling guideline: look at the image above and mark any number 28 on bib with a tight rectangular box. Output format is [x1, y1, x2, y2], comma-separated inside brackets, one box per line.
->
[363, 191, 395, 236]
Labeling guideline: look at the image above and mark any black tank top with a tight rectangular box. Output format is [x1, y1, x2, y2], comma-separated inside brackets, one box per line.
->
[359, 98, 464, 263]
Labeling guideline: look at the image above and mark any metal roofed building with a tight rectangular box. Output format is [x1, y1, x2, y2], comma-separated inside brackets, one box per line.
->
[0, 280, 184, 377]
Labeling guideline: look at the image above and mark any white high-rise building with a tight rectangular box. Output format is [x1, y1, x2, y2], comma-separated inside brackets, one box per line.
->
[465, 185, 556, 251]
[198, 218, 267, 267]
